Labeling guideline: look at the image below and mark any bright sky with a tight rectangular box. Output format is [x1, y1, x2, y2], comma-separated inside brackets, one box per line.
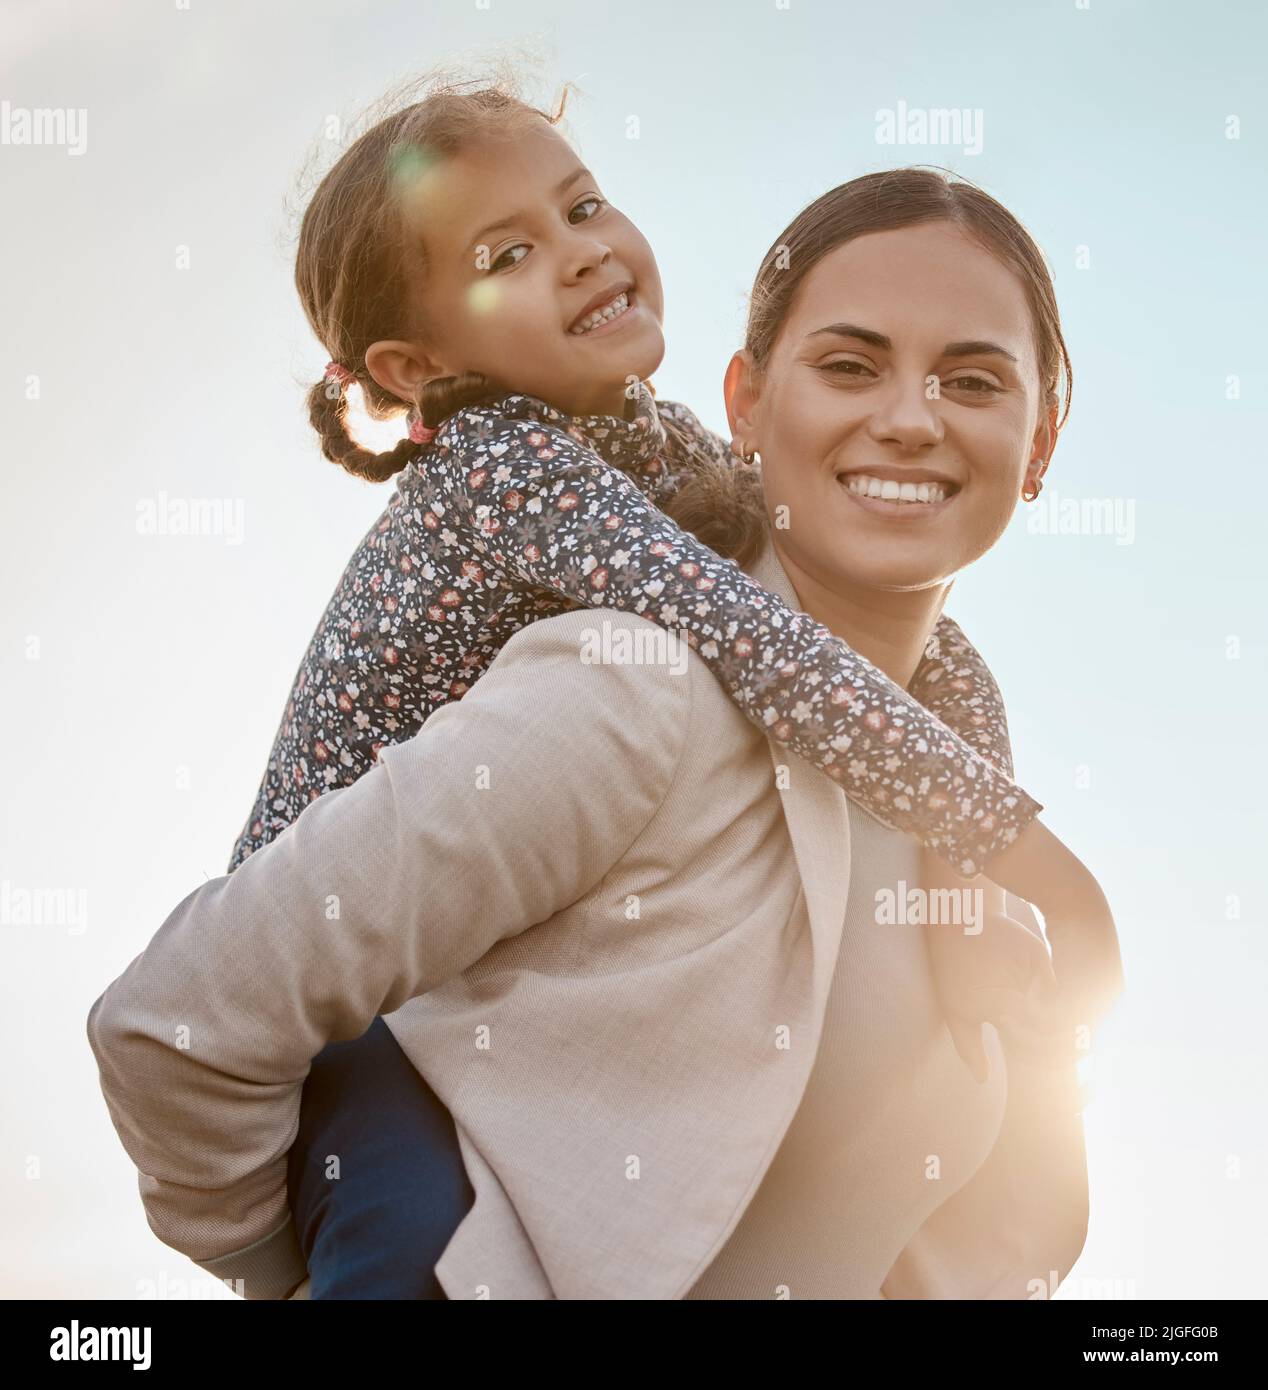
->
[2, 0, 1265, 1299]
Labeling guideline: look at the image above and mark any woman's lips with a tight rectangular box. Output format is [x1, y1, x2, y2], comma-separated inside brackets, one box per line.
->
[835, 473, 961, 518]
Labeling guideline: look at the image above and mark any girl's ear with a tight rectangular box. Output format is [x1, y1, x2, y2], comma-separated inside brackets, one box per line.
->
[723, 349, 761, 446]
[364, 339, 450, 407]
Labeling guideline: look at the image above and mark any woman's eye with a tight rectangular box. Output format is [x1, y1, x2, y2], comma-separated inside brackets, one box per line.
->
[947, 374, 1000, 394]
[820, 360, 874, 379]
[489, 244, 529, 273]
[568, 196, 604, 224]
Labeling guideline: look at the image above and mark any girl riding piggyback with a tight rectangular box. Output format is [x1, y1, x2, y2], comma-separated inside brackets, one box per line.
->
[231, 78, 1122, 1087]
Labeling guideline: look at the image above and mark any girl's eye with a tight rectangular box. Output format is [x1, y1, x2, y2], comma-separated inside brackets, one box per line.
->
[489, 244, 529, 273]
[946, 374, 1001, 394]
[568, 196, 605, 224]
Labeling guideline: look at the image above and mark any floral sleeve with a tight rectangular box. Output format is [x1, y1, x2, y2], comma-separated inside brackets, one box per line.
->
[909, 616, 1017, 779]
[659, 398, 1021, 781]
[434, 413, 1041, 876]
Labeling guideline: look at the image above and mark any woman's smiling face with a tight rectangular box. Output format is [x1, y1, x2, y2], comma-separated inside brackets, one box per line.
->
[729, 221, 1057, 594]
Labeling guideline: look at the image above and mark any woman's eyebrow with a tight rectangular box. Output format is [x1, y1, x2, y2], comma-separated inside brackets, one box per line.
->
[807, 322, 1018, 362]
[464, 167, 594, 252]
[943, 338, 1018, 363]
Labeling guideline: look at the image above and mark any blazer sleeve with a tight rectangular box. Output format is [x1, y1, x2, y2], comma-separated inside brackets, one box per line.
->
[85, 609, 693, 1299]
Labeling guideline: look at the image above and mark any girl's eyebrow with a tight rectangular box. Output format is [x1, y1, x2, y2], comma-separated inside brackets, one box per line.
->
[464, 166, 594, 253]
[806, 322, 1018, 363]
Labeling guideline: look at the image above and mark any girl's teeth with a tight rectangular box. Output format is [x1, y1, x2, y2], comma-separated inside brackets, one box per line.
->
[571, 291, 630, 334]
[842, 474, 950, 504]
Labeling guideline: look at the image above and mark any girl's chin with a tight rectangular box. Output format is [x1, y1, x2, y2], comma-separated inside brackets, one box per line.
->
[615, 332, 666, 384]
[546, 347, 666, 417]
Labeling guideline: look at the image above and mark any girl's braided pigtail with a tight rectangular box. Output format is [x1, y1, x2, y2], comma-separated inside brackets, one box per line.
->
[309, 366, 509, 484]
[308, 367, 418, 484]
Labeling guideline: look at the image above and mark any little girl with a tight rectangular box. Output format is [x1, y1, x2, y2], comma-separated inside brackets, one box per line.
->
[233, 83, 1039, 877]
[231, 79, 1117, 1296]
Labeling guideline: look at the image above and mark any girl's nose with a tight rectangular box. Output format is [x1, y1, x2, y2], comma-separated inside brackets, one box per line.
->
[566, 237, 613, 282]
[865, 373, 945, 450]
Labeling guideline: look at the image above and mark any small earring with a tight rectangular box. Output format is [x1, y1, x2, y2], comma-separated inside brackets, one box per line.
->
[732, 440, 761, 466]
[1022, 475, 1044, 503]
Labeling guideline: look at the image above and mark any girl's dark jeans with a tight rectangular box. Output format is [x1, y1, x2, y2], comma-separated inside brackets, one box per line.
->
[287, 1016, 474, 1299]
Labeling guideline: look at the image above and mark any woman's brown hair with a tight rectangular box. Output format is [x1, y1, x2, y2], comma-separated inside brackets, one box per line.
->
[666, 166, 1074, 569]
[294, 68, 573, 482]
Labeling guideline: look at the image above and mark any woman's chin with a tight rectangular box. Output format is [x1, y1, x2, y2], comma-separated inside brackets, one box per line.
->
[819, 542, 958, 594]
[846, 568, 952, 594]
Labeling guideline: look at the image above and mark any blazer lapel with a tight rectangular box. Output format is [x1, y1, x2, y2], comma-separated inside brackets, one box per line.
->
[748, 542, 854, 1021]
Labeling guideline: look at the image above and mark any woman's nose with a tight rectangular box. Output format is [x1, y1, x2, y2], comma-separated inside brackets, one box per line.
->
[865, 373, 945, 450]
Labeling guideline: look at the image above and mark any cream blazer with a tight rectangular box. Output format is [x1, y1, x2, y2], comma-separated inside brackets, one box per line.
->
[87, 541, 1089, 1300]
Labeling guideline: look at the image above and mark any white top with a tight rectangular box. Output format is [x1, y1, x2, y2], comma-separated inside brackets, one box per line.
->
[685, 799, 1009, 1300]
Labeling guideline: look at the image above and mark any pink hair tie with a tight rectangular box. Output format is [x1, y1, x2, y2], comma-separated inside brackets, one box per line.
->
[408, 416, 438, 445]
[323, 361, 356, 389]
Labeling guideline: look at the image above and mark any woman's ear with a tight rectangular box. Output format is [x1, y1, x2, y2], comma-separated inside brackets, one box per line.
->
[723, 349, 762, 449]
[364, 339, 450, 407]
[1025, 395, 1060, 492]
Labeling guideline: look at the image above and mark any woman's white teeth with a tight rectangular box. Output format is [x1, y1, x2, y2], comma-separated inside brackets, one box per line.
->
[571, 291, 630, 334]
[843, 474, 950, 504]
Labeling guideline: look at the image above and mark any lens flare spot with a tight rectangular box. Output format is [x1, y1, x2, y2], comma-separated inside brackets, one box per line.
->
[387, 142, 439, 189]
[467, 280, 500, 316]
[341, 381, 409, 452]
[388, 143, 443, 223]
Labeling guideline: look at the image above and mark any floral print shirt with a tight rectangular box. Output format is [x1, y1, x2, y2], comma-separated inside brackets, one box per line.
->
[228, 383, 1041, 878]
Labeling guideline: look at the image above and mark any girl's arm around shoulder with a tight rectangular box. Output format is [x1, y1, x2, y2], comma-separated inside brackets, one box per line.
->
[652, 398, 738, 469]
[429, 406, 1041, 876]
[84, 607, 693, 1297]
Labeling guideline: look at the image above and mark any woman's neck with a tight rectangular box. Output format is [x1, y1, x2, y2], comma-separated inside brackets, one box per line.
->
[771, 539, 949, 689]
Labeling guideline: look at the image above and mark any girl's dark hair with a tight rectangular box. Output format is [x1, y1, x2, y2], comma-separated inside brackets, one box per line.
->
[665, 166, 1075, 569]
[295, 70, 573, 482]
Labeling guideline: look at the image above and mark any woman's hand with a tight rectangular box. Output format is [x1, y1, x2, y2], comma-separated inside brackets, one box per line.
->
[1009, 896, 1125, 1061]
[928, 906, 1059, 1082]
[979, 819, 1125, 1057]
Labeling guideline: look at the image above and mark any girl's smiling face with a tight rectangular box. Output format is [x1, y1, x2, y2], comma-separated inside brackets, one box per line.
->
[398, 123, 666, 419]
[727, 221, 1058, 596]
